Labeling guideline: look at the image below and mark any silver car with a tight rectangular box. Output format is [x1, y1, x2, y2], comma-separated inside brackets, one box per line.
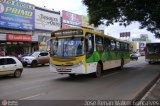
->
[21, 51, 49, 67]
[0, 56, 23, 78]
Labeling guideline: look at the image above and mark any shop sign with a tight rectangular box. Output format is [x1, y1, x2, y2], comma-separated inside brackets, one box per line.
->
[6, 34, 32, 41]
[35, 8, 61, 31]
[0, 0, 35, 30]
[132, 38, 146, 42]
[62, 10, 82, 26]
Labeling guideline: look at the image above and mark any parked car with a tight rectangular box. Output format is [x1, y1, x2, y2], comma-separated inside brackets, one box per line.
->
[135, 53, 141, 57]
[0, 56, 23, 78]
[21, 51, 49, 67]
[130, 54, 138, 60]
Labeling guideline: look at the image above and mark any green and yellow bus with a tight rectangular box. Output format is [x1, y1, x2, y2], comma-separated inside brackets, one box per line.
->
[145, 43, 160, 64]
[49, 28, 130, 77]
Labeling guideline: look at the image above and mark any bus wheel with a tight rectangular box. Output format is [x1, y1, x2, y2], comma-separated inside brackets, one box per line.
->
[149, 61, 152, 64]
[94, 63, 102, 78]
[120, 59, 124, 70]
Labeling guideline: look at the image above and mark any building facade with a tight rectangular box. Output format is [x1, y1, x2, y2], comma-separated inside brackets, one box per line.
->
[0, 0, 36, 56]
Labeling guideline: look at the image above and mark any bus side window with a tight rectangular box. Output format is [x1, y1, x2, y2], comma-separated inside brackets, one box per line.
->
[120, 42, 125, 51]
[111, 40, 116, 51]
[116, 41, 120, 51]
[104, 38, 111, 51]
[85, 33, 94, 54]
[95, 35, 103, 51]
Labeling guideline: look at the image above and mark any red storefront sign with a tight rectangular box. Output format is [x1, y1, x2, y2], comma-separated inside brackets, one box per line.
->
[6, 34, 32, 42]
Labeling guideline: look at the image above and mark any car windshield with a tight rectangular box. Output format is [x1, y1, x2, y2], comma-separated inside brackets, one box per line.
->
[50, 37, 84, 57]
[31, 52, 40, 57]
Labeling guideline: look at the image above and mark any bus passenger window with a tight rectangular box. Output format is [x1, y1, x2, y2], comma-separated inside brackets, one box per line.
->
[85, 33, 94, 53]
[85, 33, 94, 58]
[104, 38, 110, 51]
[111, 40, 116, 51]
[116, 41, 120, 51]
[96, 35, 103, 51]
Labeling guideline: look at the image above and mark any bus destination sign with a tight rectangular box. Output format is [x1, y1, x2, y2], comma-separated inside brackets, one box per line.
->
[52, 29, 83, 37]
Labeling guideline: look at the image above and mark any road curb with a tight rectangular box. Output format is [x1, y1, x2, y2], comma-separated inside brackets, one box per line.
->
[133, 72, 160, 101]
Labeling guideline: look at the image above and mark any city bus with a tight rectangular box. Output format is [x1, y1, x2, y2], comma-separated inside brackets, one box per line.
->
[49, 28, 130, 77]
[145, 43, 160, 64]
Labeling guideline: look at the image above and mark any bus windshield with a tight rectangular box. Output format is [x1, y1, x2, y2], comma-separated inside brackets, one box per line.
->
[50, 37, 84, 57]
[146, 43, 160, 54]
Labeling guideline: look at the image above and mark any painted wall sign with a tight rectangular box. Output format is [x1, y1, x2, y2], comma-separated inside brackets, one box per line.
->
[35, 8, 61, 31]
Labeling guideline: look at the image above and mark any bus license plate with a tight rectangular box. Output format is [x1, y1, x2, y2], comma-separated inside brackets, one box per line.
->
[57, 67, 66, 71]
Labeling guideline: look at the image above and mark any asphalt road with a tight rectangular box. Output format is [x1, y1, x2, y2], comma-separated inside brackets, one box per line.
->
[0, 57, 159, 101]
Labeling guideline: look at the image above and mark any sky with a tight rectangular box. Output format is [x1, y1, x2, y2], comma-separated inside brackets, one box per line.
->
[20, 0, 160, 42]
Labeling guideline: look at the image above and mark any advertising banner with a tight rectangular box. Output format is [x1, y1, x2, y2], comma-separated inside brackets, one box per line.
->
[0, 0, 35, 30]
[62, 10, 82, 26]
[35, 8, 61, 31]
[62, 24, 80, 29]
[120, 32, 130, 37]
[6, 34, 32, 42]
[139, 42, 146, 56]
[132, 38, 146, 42]
[82, 15, 94, 28]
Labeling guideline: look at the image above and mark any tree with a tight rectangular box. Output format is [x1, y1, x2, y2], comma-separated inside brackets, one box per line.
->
[82, 0, 160, 38]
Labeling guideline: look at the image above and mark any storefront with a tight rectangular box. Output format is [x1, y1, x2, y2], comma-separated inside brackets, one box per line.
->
[0, 34, 38, 56]
[34, 7, 61, 51]
[0, 0, 36, 56]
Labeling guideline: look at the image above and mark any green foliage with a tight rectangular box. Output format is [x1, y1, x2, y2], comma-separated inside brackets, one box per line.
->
[83, 0, 160, 38]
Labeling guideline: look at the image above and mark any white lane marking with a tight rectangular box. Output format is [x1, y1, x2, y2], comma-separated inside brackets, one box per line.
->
[19, 93, 45, 100]
[141, 78, 160, 100]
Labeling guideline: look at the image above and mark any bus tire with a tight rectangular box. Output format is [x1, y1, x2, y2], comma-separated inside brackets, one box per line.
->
[149, 61, 152, 64]
[94, 63, 102, 78]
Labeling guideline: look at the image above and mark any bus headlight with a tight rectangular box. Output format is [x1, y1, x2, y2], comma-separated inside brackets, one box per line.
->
[79, 61, 83, 65]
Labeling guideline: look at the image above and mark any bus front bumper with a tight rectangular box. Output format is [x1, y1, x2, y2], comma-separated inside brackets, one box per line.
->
[49, 64, 86, 74]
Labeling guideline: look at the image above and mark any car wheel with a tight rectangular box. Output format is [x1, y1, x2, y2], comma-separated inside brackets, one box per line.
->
[23, 63, 27, 67]
[14, 69, 22, 78]
[31, 60, 37, 67]
[93, 63, 102, 78]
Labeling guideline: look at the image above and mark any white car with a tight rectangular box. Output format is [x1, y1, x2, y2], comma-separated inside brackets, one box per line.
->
[0, 56, 23, 78]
